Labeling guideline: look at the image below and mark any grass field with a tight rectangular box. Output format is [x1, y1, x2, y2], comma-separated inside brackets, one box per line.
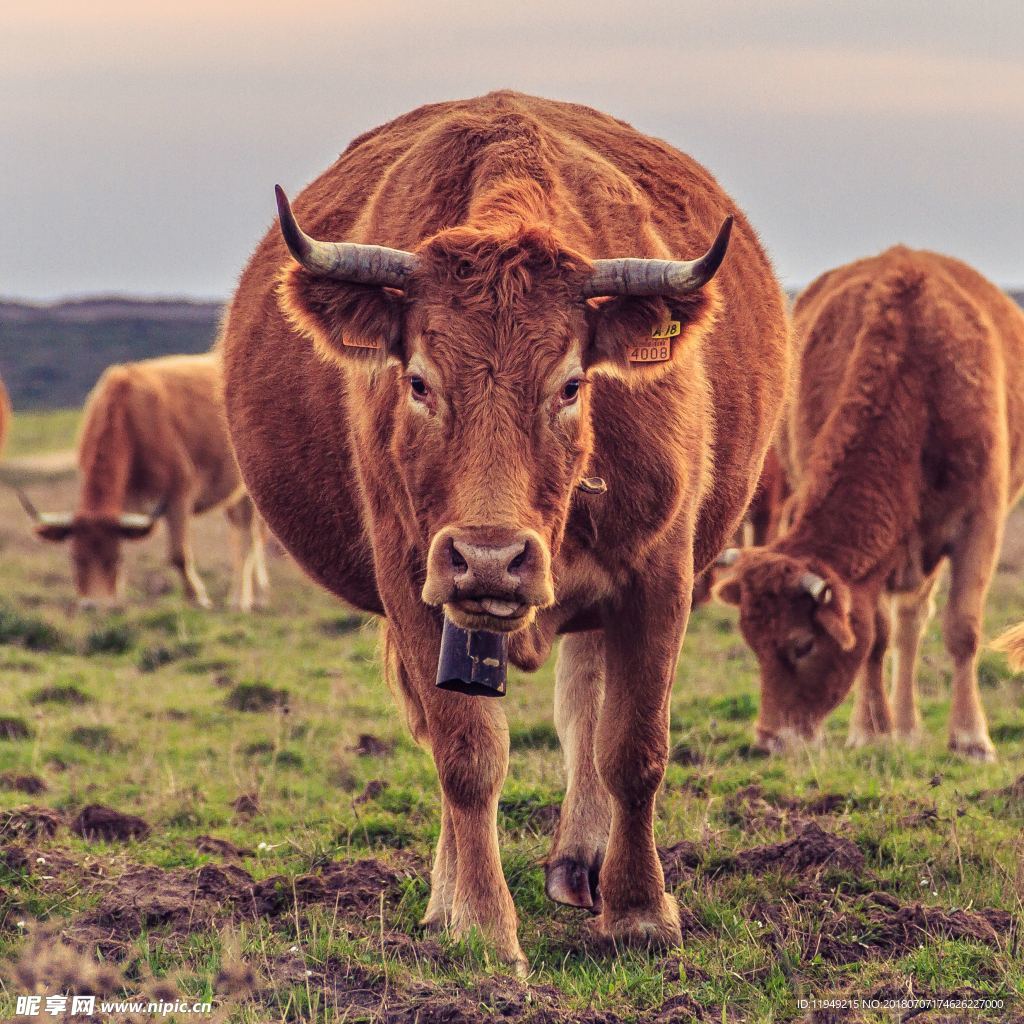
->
[1, 412, 1024, 1022]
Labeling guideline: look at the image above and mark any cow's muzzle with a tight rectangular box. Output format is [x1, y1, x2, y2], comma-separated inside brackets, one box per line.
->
[422, 526, 554, 632]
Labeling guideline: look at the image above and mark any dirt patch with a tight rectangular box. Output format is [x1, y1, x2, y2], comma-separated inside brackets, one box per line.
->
[0, 771, 46, 795]
[0, 716, 32, 740]
[354, 779, 389, 804]
[721, 784, 850, 830]
[70, 804, 151, 843]
[29, 684, 91, 705]
[720, 822, 865, 877]
[659, 841, 703, 886]
[194, 834, 254, 860]
[352, 733, 395, 757]
[0, 805, 64, 839]
[225, 682, 290, 712]
[231, 792, 261, 819]
[76, 855, 412, 944]
[812, 893, 1013, 963]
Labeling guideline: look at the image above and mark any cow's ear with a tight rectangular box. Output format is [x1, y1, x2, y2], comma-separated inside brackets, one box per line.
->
[582, 284, 721, 381]
[712, 572, 743, 606]
[814, 578, 857, 652]
[277, 264, 407, 367]
[35, 522, 74, 543]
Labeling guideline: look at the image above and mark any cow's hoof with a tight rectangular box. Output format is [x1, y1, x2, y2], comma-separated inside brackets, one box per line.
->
[590, 893, 682, 949]
[949, 732, 996, 762]
[545, 857, 601, 913]
[845, 726, 893, 749]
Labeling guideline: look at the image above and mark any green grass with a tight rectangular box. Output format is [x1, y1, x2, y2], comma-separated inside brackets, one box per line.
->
[0, 409, 1023, 1022]
[4, 407, 80, 457]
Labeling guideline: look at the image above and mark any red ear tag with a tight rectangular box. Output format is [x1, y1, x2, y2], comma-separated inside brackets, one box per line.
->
[627, 321, 678, 363]
[341, 336, 381, 350]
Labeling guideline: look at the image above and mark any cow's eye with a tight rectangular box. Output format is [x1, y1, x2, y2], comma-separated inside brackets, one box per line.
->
[560, 379, 582, 405]
[409, 376, 429, 400]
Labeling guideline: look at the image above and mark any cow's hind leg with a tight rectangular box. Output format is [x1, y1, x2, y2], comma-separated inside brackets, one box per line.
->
[891, 572, 940, 741]
[225, 497, 268, 611]
[546, 631, 610, 912]
[847, 597, 895, 747]
[166, 499, 212, 609]
[945, 513, 1000, 761]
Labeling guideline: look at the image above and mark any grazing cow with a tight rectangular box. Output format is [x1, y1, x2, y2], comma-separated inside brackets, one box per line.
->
[221, 92, 789, 968]
[715, 248, 1024, 761]
[20, 353, 269, 611]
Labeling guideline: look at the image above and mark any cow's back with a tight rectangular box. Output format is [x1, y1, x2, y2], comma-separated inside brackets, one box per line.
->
[791, 248, 1024, 528]
[222, 92, 789, 608]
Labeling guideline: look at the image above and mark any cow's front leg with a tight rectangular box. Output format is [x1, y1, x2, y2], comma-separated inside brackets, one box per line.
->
[591, 580, 686, 947]
[427, 687, 523, 968]
[386, 622, 524, 970]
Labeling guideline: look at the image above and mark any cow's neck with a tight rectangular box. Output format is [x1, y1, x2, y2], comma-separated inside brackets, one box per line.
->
[78, 396, 134, 516]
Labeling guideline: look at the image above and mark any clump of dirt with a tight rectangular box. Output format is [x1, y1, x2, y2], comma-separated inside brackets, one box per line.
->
[669, 743, 706, 766]
[721, 822, 865, 877]
[499, 795, 561, 834]
[659, 841, 703, 886]
[67, 724, 121, 752]
[138, 641, 201, 672]
[0, 772, 46, 795]
[70, 804, 151, 843]
[812, 893, 1013, 963]
[29, 684, 91, 705]
[354, 779, 389, 804]
[0, 805, 64, 839]
[225, 682, 290, 712]
[721, 784, 850, 830]
[79, 856, 410, 943]
[195, 834, 254, 860]
[231, 792, 261, 819]
[352, 733, 395, 757]
[0, 716, 32, 741]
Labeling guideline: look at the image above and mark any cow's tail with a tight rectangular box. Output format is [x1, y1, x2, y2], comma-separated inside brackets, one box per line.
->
[379, 620, 430, 746]
[992, 621, 1024, 672]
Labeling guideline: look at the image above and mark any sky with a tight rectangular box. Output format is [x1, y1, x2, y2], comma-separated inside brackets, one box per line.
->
[2, 0, 1023, 300]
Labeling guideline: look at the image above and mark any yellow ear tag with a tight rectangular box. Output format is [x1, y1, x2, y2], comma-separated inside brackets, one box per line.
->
[341, 336, 381, 350]
[627, 321, 679, 363]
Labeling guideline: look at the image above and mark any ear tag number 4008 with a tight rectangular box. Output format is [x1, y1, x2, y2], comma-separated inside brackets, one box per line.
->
[629, 321, 679, 363]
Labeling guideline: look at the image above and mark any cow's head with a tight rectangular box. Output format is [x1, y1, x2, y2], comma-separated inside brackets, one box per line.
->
[713, 547, 872, 751]
[275, 187, 730, 632]
[14, 489, 161, 608]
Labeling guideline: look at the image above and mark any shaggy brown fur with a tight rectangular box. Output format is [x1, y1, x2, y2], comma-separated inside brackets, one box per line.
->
[30, 354, 269, 611]
[716, 247, 1024, 761]
[220, 92, 790, 968]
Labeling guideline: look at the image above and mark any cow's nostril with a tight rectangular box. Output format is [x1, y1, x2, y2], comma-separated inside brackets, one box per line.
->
[449, 539, 468, 572]
[507, 548, 527, 573]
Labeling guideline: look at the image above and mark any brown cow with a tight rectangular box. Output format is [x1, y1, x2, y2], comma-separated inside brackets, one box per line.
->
[221, 92, 789, 968]
[715, 247, 1024, 762]
[20, 353, 269, 611]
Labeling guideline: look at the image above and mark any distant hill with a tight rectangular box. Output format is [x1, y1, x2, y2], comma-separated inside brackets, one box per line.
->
[0, 297, 223, 411]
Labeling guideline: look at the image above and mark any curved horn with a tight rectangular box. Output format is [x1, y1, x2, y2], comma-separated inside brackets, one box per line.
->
[715, 547, 741, 568]
[800, 572, 832, 605]
[583, 216, 733, 298]
[275, 186, 418, 289]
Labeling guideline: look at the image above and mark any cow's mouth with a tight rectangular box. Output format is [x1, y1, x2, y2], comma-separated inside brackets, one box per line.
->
[447, 595, 532, 632]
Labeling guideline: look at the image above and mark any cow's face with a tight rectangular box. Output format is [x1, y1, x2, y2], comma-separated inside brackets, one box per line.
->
[35, 514, 157, 609]
[278, 207, 726, 633]
[714, 550, 870, 750]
